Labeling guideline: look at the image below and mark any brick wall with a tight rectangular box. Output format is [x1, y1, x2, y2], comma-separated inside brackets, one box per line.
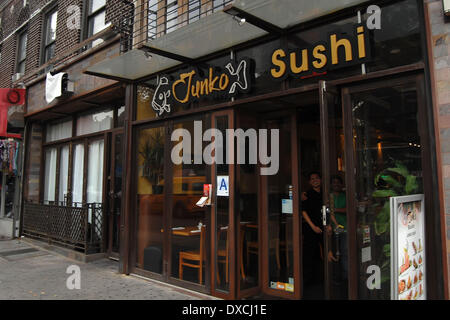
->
[0, 0, 127, 88]
[424, 0, 450, 298]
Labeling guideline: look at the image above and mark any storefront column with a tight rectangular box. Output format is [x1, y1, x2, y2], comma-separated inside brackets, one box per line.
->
[119, 83, 135, 275]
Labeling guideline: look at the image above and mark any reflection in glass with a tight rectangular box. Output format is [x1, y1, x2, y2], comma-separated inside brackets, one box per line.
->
[136, 85, 157, 121]
[44, 148, 57, 203]
[117, 106, 126, 127]
[215, 116, 229, 292]
[77, 109, 113, 136]
[136, 127, 165, 273]
[112, 134, 123, 253]
[59, 146, 69, 203]
[87, 140, 104, 204]
[287, 0, 421, 88]
[72, 144, 84, 205]
[46, 119, 72, 142]
[171, 119, 207, 284]
[266, 117, 294, 292]
[352, 82, 423, 299]
[237, 111, 259, 290]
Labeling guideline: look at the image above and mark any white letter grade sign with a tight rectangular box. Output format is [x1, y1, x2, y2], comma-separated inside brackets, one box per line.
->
[217, 176, 229, 197]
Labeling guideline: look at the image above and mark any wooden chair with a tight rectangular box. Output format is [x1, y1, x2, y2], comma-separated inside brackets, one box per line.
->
[246, 221, 281, 271]
[217, 226, 229, 284]
[179, 225, 206, 284]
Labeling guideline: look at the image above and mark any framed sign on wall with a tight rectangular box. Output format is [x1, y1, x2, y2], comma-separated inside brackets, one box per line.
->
[390, 194, 426, 300]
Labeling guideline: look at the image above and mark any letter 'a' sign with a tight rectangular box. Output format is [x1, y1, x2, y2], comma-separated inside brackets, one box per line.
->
[217, 176, 229, 197]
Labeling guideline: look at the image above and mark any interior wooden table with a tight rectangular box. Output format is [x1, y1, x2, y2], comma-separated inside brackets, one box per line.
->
[161, 226, 202, 236]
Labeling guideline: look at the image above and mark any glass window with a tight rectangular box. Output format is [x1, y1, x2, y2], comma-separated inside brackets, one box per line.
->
[43, 10, 57, 64]
[148, 0, 158, 39]
[136, 84, 157, 121]
[87, 140, 104, 204]
[117, 106, 126, 127]
[72, 144, 84, 205]
[59, 145, 69, 204]
[188, 0, 200, 23]
[213, 0, 226, 12]
[17, 32, 27, 74]
[364, 0, 422, 73]
[171, 119, 207, 284]
[351, 81, 423, 299]
[46, 119, 72, 142]
[89, 0, 106, 13]
[136, 126, 165, 273]
[87, 0, 110, 46]
[265, 117, 294, 293]
[237, 111, 259, 291]
[44, 148, 57, 203]
[76, 109, 113, 136]
[166, 0, 178, 33]
[215, 115, 230, 292]
[284, 0, 422, 89]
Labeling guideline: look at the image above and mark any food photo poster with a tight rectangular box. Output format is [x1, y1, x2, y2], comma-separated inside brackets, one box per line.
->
[390, 194, 426, 300]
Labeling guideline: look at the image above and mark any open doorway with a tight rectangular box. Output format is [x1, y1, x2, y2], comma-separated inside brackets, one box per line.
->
[235, 88, 348, 300]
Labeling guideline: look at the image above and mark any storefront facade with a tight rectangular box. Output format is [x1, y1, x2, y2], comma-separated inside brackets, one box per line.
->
[83, 0, 449, 299]
[12, 0, 448, 300]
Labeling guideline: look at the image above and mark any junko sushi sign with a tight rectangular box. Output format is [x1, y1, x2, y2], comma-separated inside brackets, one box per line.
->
[390, 194, 426, 300]
[151, 58, 252, 116]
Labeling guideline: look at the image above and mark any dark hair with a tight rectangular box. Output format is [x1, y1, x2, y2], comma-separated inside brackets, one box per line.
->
[331, 175, 343, 184]
[308, 171, 321, 180]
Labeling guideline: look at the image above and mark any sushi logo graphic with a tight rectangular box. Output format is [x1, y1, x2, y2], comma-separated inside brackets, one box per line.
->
[151, 58, 253, 116]
[152, 77, 172, 116]
[66, 265, 81, 290]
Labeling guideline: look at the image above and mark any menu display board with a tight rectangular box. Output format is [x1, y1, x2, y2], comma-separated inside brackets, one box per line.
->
[390, 194, 426, 300]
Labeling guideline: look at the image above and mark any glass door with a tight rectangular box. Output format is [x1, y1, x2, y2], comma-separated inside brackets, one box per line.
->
[342, 75, 428, 300]
[318, 80, 348, 299]
[211, 110, 235, 299]
[261, 110, 301, 299]
[107, 131, 124, 258]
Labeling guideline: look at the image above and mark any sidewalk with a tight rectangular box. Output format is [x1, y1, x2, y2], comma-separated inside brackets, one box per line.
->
[0, 239, 216, 300]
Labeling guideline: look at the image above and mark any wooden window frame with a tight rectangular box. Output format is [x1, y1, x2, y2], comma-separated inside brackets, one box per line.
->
[16, 29, 27, 74]
[41, 7, 58, 65]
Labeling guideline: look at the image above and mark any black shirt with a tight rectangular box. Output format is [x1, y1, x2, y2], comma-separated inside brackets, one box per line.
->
[302, 188, 323, 229]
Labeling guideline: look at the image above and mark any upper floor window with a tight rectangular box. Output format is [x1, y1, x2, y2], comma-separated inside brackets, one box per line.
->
[213, 0, 227, 12]
[87, 0, 111, 46]
[166, 0, 178, 33]
[43, 9, 58, 64]
[17, 31, 27, 74]
[148, 0, 158, 39]
[188, 0, 201, 23]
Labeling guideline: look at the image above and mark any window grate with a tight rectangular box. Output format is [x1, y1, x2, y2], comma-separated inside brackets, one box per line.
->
[118, 0, 233, 54]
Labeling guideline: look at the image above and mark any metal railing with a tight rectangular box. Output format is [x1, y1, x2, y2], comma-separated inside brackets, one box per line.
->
[118, 0, 233, 53]
[22, 202, 104, 255]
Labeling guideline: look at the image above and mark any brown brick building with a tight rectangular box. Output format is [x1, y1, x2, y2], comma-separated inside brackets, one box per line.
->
[0, 0, 449, 300]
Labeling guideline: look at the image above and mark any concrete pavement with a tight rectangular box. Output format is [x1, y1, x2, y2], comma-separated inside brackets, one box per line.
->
[0, 239, 216, 300]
